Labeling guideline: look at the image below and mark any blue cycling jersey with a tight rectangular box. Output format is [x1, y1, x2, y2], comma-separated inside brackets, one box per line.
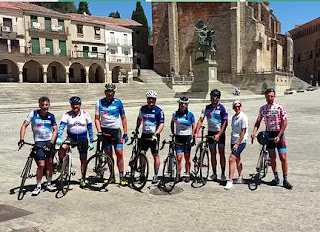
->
[95, 98, 125, 129]
[172, 111, 195, 135]
[25, 110, 57, 142]
[139, 105, 165, 134]
[200, 103, 228, 132]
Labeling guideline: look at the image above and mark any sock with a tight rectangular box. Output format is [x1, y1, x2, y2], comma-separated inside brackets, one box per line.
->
[47, 177, 52, 184]
[221, 167, 225, 176]
[154, 169, 159, 176]
[212, 168, 217, 175]
[274, 172, 279, 180]
[37, 181, 41, 188]
[283, 174, 288, 182]
[119, 172, 123, 179]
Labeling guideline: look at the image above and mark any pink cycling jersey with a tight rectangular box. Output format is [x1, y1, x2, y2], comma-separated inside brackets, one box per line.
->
[257, 103, 287, 131]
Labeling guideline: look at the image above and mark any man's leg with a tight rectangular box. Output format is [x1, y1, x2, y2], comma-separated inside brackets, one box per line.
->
[269, 149, 279, 185]
[176, 152, 183, 177]
[209, 147, 217, 180]
[279, 150, 292, 189]
[218, 145, 226, 181]
[115, 143, 125, 180]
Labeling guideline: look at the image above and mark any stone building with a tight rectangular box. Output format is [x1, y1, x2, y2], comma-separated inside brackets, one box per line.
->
[152, 2, 294, 93]
[289, 17, 320, 86]
[0, 2, 143, 84]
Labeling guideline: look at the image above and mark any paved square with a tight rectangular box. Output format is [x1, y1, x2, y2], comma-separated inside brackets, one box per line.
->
[0, 90, 319, 232]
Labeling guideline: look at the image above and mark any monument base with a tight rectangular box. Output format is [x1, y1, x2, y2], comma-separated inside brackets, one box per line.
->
[191, 59, 218, 93]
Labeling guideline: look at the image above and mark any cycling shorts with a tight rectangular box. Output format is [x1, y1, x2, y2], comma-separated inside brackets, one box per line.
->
[101, 128, 123, 150]
[65, 137, 89, 158]
[139, 133, 159, 155]
[266, 131, 287, 153]
[231, 143, 246, 157]
[35, 140, 55, 161]
[175, 135, 192, 154]
[208, 131, 226, 149]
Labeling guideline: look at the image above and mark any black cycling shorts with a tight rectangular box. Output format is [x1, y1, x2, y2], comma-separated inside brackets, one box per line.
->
[101, 128, 123, 150]
[65, 137, 89, 158]
[208, 131, 226, 148]
[139, 133, 159, 155]
[175, 135, 192, 154]
[266, 131, 287, 153]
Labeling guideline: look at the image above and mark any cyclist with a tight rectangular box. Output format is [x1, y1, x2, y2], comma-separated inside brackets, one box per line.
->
[171, 96, 195, 182]
[18, 96, 58, 195]
[251, 88, 292, 189]
[95, 83, 129, 186]
[225, 100, 248, 190]
[135, 90, 165, 184]
[195, 89, 228, 182]
[56, 96, 94, 187]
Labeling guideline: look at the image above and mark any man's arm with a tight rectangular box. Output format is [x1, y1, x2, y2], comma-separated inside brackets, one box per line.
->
[94, 114, 102, 133]
[155, 123, 164, 135]
[275, 118, 287, 144]
[120, 114, 128, 135]
[19, 120, 30, 148]
[136, 117, 142, 131]
[51, 125, 58, 143]
[195, 116, 204, 135]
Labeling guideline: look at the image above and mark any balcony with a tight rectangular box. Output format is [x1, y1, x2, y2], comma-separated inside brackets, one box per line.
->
[0, 45, 25, 54]
[0, 24, 18, 38]
[72, 51, 105, 60]
[121, 39, 132, 47]
[108, 55, 132, 64]
[29, 22, 68, 35]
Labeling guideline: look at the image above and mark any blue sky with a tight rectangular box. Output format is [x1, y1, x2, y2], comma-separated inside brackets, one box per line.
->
[85, 1, 320, 33]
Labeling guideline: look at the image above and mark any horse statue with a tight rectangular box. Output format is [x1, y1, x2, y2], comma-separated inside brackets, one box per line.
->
[195, 21, 216, 60]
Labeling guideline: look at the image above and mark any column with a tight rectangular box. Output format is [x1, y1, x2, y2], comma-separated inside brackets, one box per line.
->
[43, 72, 47, 83]
[18, 71, 23, 83]
[66, 72, 69, 84]
[86, 72, 89, 84]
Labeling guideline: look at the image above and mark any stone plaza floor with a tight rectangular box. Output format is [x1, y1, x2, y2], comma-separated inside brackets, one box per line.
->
[0, 90, 319, 231]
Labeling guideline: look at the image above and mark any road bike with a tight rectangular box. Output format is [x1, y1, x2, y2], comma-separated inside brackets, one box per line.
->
[18, 142, 58, 200]
[249, 131, 272, 190]
[126, 131, 149, 191]
[159, 135, 179, 193]
[83, 134, 114, 191]
[191, 126, 212, 187]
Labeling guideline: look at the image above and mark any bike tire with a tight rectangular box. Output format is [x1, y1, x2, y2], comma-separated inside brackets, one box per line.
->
[200, 148, 210, 184]
[256, 149, 265, 176]
[263, 150, 269, 177]
[192, 142, 203, 178]
[161, 155, 178, 193]
[130, 152, 149, 191]
[60, 154, 71, 196]
[18, 157, 33, 200]
[84, 153, 114, 191]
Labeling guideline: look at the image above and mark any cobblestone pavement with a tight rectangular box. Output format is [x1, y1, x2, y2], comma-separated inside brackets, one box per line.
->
[0, 91, 319, 232]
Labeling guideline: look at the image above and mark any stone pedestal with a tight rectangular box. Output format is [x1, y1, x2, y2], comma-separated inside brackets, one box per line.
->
[191, 59, 218, 93]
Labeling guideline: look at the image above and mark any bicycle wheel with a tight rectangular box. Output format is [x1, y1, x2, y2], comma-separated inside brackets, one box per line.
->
[263, 150, 269, 178]
[84, 153, 114, 191]
[60, 154, 71, 195]
[192, 143, 203, 178]
[200, 148, 210, 184]
[256, 149, 265, 176]
[130, 152, 149, 191]
[162, 155, 178, 193]
[18, 157, 33, 200]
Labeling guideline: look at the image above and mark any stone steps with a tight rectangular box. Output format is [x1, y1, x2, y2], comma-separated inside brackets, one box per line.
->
[290, 76, 311, 91]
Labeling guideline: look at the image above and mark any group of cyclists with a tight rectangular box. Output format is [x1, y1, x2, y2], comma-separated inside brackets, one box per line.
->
[18, 83, 292, 196]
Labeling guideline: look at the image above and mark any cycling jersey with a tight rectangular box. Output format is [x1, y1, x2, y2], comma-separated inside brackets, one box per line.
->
[95, 98, 125, 129]
[25, 110, 57, 142]
[257, 103, 287, 131]
[172, 111, 195, 136]
[58, 110, 94, 142]
[138, 105, 165, 134]
[200, 103, 228, 132]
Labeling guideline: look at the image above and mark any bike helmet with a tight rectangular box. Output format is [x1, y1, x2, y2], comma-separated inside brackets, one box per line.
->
[257, 131, 269, 145]
[178, 96, 189, 104]
[146, 90, 158, 99]
[265, 88, 276, 95]
[69, 96, 82, 104]
[210, 89, 221, 99]
[104, 83, 117, 91]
